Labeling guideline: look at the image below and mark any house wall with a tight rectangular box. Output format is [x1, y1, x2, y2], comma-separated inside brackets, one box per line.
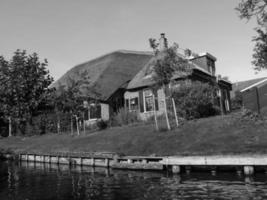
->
[84, 102, 110, 126]
[101, 103, 110, 120]
[124, 88, 165, 121]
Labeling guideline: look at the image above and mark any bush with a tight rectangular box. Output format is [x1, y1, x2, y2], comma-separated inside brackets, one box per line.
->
[172, 81, 220, 120]
[96, 120, 108, 130]
[110, 108, 140, 126]
[231, 91, 243, 110]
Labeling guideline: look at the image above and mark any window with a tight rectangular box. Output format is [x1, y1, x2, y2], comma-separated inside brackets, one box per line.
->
[89, 103, 101, 120]
[207, 58, 215, 76]
[129, 97, 139, 111]
[144, 90, 153, 112]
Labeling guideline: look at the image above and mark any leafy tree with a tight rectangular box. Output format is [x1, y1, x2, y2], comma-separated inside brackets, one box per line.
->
[236, 0, 267, 70]
[53, 71, 100, 135]
[0, 50, 53, 136]
[149, 38, 191, 130]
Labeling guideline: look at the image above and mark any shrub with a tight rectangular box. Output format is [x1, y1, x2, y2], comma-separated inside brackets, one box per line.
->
[231, 91, 243, 110]
[110, 108, 140, 126]
[172, 81, 220, 120]
[96, 120, 108, 130]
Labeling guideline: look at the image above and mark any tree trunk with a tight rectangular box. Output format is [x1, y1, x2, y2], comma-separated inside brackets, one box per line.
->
[152, 95, 159, 131]
[83, 113, 86, 135]
[8, 117, 12, 137]
[70, 111, 74, 136]
[163, 86, 171, 130]
[172, 98, 179, 128]
[75, 115, 80, 136]
[164, 97, 171, 130]
[57, 116, 61, 134]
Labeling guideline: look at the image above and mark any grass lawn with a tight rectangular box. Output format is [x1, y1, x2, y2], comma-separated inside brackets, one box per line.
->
[0, 111, 267, 156]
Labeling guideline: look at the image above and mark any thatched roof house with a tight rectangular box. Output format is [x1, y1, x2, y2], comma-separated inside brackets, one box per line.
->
[53, 34, 232, 122]
[52, 50, 153, 101]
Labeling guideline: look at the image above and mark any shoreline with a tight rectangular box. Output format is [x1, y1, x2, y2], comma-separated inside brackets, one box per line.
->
[2, 150, 267, 175]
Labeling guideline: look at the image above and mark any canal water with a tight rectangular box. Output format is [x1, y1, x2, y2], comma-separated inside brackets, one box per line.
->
[1, 161, 267, 200]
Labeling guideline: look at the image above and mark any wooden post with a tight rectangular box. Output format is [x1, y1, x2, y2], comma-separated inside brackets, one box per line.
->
[172, 165, 181, 174]
[152, 95, 159, 131]
[8, 117, 12, 137]
[244, 166, 254, 175]
[164, 97, 171, 130]
[75, 115, 80, 136]
[105, 158, 109, 167]
[83, 113, 86, 135]
[255, 87, 261, 114]
[172, 98, 179, 128]
[57, 117, 61, 134]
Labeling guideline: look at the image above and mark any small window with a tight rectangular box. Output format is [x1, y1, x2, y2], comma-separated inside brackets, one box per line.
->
[207, 59, 215, 75]
[89, 103, 101, 119]
[144, 90, 153, 112]
[130, 97, 139, 111]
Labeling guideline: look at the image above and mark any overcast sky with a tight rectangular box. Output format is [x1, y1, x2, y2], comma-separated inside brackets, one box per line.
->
[1, 0, 267, 83]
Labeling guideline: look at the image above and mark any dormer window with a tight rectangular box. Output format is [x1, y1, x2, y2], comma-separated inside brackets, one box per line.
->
[207, 58, 215, 76]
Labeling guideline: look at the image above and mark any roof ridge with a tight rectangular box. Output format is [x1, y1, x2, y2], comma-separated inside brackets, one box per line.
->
[235, 77, 267, 84]
[241, 78, 267, 92]
[115, 49, 153, 55]
[73, 50, 153, 69]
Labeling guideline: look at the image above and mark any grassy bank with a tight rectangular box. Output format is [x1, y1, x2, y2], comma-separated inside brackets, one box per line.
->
[0, 112, 266, 156]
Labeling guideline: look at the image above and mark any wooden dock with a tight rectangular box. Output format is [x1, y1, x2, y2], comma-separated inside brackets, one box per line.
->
[4, 153, 267, 175]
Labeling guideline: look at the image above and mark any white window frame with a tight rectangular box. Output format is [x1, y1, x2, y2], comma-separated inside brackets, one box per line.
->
[129, 97, 139, 111]
[88, 103, 101, 121]
[143, 89, 154, 113]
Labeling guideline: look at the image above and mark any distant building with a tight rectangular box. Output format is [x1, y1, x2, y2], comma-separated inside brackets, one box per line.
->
[52, 34, 232, 122]
[240, 78, 267, 114]
[231, 77, 267, 98]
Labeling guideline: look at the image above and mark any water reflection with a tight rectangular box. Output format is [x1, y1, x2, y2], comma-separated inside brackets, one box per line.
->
[0, 161, 267, 200]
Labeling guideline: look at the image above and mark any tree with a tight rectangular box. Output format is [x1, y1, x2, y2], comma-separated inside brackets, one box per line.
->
[0, 50, 53, 136]
[53, 71, 100, 136]
[236, 0, 267, 70]
[149, 38, 191, 130]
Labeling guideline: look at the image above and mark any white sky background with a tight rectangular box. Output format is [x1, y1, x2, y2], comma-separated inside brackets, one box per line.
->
[0, 0, 267, 83]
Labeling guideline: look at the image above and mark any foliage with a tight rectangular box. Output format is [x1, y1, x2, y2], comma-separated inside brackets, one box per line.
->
[236, 0, 267, 70]
[172, 81, 220, 119]
[148, 36, 191, 130]
[240, 108, 266, 123]
[148, 39, 191, 88]
[110, 108, 140, 126]
[96, 119, 108, 130]
[0, 50, 54, 135]
[231, 91, 243, 110]
[252, 29, 267, 70]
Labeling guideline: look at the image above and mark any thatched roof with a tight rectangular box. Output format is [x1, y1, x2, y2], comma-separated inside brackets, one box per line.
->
[127, 52, 212, 90]
[51, 50, 153, 101]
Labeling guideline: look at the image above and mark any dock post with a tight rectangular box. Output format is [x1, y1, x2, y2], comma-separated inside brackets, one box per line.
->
[91, 158, 95, 167]
[172, 165, 181, 174]
[211, 166, 217, 176]
[142, 159, 147, 164]
[105, 158, 109, 167]
[244, 166, 254, 175]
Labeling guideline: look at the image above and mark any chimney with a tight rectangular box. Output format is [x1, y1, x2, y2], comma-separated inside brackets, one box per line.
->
[159, 33, 168, 51]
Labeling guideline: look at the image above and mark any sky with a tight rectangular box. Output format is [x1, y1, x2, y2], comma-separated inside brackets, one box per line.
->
[0, 0, 267, 83]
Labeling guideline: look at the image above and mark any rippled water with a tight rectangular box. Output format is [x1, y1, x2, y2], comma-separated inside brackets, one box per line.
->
[1, 161, 267, 200]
